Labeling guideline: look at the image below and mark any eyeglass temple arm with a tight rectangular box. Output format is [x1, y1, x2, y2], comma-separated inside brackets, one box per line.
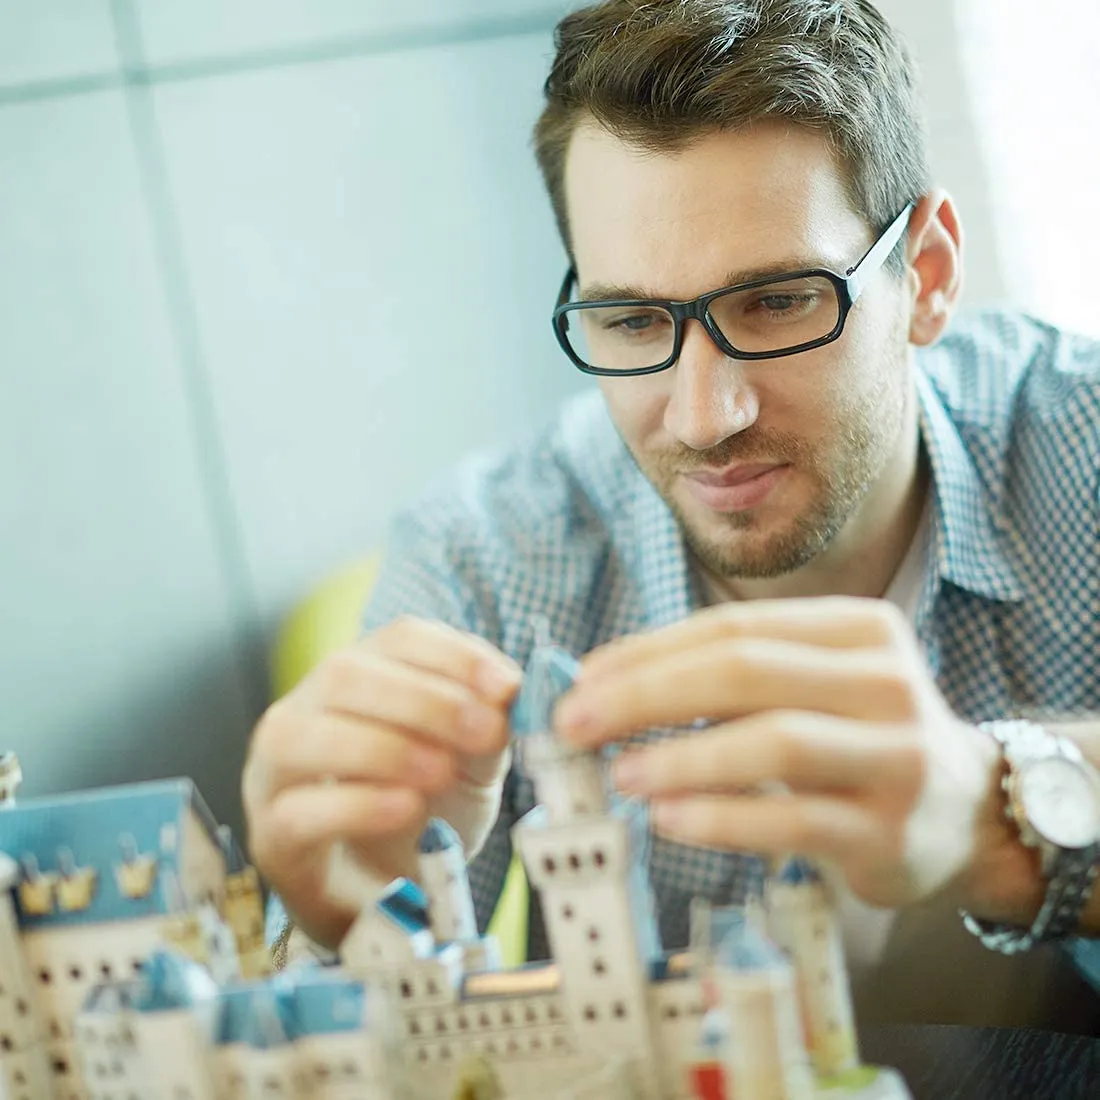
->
[845, 203, 915, 304]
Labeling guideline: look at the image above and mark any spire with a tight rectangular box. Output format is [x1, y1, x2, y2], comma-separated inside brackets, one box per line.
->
[510, 642, 608, 822]
[418, 818, 462, 855]
[774, 856, 823, 887]
[510, 644, 581, 738]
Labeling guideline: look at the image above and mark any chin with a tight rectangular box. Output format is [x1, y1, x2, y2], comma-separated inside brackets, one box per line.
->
[672, 492, 836, 580]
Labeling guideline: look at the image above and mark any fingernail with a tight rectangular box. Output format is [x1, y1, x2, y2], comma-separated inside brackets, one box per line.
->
[612, 754, 645, 793]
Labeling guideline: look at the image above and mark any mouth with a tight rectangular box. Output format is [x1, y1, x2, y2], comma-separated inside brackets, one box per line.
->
[682, 463, 789, 513]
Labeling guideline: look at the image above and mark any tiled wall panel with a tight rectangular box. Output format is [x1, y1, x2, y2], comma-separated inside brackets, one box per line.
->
[134, 0, 572, 68]
[152, 31, 588, 624]
[0, 89, 256, 834]
[0, 0, 119, 88]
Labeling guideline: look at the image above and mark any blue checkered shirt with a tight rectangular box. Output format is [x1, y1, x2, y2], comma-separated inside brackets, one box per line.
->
[270, 309, 1100, 972]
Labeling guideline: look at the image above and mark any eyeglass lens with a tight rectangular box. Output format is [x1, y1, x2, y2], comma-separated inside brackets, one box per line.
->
[562, 274, 841, 372]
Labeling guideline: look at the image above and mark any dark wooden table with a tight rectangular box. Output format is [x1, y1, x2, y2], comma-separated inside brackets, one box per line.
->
[862, 1025, 1100, 1100]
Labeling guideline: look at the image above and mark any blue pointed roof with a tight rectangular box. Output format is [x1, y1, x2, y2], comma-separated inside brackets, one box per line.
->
[0, 778, 223, 928]
[775, 856, 823, 886]
[133, 950, 218, 1012]
[418, 819, 461, 855]
[510, 645, 581, 738]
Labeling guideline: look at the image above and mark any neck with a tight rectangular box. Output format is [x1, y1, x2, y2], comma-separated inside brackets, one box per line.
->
[699, 393, 929, 605]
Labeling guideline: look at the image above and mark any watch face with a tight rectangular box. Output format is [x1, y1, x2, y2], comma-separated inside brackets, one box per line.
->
[1019, 757, 1100, 848]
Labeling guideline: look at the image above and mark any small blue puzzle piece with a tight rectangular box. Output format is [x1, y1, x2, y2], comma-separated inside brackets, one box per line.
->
[774, 855, 823, 886]
[509, 645, 581, 738]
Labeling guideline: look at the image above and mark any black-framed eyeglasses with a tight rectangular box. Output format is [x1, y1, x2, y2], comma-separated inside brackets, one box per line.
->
[551, 203, 914, 377]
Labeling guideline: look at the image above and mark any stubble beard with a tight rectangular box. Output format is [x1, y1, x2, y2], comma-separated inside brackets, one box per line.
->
[638, 363, 908, 581]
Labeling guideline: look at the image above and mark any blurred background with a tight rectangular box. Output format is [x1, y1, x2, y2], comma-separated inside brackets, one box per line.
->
[1, 0, 1097, 841]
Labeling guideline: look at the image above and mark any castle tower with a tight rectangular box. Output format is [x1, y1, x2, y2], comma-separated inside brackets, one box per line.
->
[418, 819, 477, 943]
[512, 643, 662, 1099]
[712, 914, 815, 1100]
[218, 825, 271, 979]
[512, 645, 608, 822]
[767, 858, 858, 1078]
[417, 818, 499, 972]
[128, 952, 219, 1100]
[0, 851, 51, 1099]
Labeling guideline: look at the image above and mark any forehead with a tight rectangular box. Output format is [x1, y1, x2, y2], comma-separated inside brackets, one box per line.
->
[562, 119, 869, 297]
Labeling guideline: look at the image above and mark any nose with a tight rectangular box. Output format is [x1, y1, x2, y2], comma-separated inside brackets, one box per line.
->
[663, 319, 759, 451]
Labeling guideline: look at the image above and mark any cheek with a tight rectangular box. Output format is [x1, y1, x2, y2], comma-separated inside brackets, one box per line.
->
[597, 376, 670, 445]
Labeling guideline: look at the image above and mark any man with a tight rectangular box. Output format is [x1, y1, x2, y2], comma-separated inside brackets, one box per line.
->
[242, 0, 1100, 1030]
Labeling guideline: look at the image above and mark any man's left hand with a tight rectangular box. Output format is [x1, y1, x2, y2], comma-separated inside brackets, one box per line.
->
[555, 596, 1035, 915]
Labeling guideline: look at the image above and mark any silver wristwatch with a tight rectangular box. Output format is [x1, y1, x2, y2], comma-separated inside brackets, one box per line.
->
[961, 719, 1100, 954]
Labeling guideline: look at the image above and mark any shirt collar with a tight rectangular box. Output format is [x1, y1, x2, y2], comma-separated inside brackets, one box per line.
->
[915, 368, 1026, 604]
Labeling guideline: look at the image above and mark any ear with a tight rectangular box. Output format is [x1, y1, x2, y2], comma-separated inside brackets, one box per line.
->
[905, 190, 964, 347]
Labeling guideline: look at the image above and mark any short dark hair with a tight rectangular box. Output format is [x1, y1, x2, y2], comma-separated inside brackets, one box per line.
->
[534, 0, 930, 270]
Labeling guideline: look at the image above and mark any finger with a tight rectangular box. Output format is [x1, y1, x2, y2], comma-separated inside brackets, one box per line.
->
[580, 596, 905, 679]
[249, 781, 426, 874]
[650, 792, 875, 861]
[252, 711, 458, 800]
[557, 639, 918, 746]
[305, 648, 510, 755]
[364, 616, 522, 703]
[610, 712, 923, 798]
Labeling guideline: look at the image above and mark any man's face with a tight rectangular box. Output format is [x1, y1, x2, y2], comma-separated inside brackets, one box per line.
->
[562, 121, 914, 580]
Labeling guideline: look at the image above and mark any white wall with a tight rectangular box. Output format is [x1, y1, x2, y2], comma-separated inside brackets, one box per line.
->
[0, 1, 581, 838]
[956, 0, 1100, 337]
[1, 0, 1091, 838]
[872, 0, 1007, 301]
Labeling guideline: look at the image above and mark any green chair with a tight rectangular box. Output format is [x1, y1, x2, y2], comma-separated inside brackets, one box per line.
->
[272, 558, 529, 967]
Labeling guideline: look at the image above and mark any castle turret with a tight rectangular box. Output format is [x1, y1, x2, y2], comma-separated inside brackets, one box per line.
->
[127, 951, 219, 1100]
[767, 857, 858, 1078]
[512, 643, 662, 1100]
[512, 645, 608, 821]
[418, 819, 477, 944]
[712, 914, 815, 1100]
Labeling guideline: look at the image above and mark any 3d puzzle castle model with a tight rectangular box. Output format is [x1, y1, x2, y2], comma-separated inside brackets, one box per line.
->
[0, 646, 912, 1100]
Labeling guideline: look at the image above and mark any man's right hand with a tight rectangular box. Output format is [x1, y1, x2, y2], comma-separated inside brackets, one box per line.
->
[242, 617, 522, 951]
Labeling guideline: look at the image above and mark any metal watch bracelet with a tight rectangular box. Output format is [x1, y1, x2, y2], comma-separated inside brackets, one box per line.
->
[960, 720, 1100, 955]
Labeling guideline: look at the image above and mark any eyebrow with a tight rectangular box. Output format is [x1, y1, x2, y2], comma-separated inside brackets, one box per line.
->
[579, 258, 839, 303]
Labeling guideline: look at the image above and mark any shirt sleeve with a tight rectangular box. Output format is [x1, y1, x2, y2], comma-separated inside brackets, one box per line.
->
[266, 507, 519, 951]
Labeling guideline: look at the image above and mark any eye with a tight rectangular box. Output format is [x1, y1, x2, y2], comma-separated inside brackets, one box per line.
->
[757, 293, 815, 313]
[595, 308, 672, 336]
[605, 310, 662, 332]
